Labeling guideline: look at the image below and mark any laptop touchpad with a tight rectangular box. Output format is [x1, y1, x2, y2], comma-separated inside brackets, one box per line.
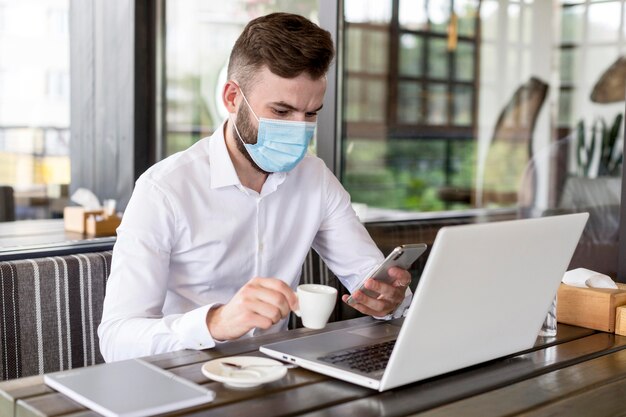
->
[348, 324, 401, 339]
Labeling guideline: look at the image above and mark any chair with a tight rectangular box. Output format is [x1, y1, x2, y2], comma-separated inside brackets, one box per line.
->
[0, 186, 15, 222]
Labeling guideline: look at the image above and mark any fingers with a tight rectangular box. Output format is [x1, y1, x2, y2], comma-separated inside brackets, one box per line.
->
[248, 278, 296, 318]
[342, 293, 393, 317]
[345, 268, 411, 317]
[206, 277, 297, 341]
[387, 267, 412, 287]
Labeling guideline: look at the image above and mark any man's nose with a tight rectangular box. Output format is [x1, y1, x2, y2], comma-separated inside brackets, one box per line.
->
[292, 113, 308, 122]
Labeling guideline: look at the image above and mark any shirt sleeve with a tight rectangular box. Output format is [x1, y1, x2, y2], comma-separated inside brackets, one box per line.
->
[98, 177, 217, 362]
[312, 166, 412, 317]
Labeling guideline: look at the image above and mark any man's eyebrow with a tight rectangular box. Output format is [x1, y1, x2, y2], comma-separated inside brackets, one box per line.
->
[271, 101, 324, 113]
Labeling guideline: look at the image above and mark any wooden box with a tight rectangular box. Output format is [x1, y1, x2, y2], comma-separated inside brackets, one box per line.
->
[557, 283, 626, 332]
[63, 207, 105, 233]
[85, 213, 121, 237]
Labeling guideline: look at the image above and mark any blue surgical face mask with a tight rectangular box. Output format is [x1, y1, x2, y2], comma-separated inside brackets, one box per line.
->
[231, 86, 316, 173]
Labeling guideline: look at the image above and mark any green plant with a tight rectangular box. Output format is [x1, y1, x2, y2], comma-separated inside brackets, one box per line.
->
[576, 113, 623, 177]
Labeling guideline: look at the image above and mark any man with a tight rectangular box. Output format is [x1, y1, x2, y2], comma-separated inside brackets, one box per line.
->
[98, 12, 412, 362]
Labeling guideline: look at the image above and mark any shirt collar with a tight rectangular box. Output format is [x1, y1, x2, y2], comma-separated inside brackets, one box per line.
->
[208, 120, 241, 189]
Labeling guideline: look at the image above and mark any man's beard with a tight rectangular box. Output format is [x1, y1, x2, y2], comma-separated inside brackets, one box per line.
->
[232, 103, 269, 175]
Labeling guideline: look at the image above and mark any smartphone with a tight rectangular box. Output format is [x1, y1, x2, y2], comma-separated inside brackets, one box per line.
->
[346, 243, 427, 305]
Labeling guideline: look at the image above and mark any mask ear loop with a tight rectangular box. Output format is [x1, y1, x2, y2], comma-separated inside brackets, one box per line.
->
[232, 81, 260, 122]
[229, 81, 256, 148]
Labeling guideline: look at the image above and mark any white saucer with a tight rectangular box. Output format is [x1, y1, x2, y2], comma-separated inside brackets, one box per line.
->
[201, 356, 288, 389]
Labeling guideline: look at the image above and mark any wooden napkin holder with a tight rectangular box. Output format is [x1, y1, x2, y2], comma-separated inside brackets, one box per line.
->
[85, 212, 121, 237]
[557, 283, 626, 333]
[64, 206, 121, 236]
[64, 206, 105, 234]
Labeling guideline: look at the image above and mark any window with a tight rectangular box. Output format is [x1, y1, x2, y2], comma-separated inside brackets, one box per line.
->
[48, 8, 68, 37]
[46, 70, 69, 101]
[341, 0, 480, 212]
[0, 1, 70, 219]
[557, 1, 626, 134]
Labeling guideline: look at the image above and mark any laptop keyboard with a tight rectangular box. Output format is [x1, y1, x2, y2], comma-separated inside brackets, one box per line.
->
[318, 339, 396, 374]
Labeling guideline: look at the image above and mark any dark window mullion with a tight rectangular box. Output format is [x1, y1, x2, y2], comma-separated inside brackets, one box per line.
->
[421, 32, 429, 124]
[388, 0, 400, 126]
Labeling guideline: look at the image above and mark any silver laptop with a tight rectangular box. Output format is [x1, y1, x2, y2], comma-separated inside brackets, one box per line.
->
[260, 213, 589, 391]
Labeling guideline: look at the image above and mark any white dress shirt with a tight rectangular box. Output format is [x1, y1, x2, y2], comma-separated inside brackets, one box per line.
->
[98, 121, 410, 362]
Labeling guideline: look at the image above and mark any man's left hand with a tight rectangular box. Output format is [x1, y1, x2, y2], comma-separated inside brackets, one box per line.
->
[342, 266, 411, 317]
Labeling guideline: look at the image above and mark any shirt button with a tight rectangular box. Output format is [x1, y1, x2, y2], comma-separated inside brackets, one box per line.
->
[259, 243, 264, 252]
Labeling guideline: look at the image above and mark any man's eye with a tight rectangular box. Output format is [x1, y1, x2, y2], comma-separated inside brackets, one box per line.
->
[272, 109, 289, 116]
[305, 112, 318, 118]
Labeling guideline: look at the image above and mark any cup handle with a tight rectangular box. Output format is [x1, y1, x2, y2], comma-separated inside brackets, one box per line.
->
[294, 292, 301, 317]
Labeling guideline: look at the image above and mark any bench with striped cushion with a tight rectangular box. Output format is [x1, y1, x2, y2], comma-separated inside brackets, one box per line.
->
[0, 251, 112, 380]
[0, 247, 387, 380]
[0, 249, 335, 380]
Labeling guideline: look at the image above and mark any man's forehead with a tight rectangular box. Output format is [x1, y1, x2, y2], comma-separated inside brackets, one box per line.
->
[246, 69, 326, 109]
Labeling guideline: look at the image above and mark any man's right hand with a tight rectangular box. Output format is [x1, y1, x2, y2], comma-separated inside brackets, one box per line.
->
[205, 277, 298, 341]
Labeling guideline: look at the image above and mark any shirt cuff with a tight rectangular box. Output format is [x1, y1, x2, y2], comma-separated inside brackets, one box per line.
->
[172, 303, 217, 350]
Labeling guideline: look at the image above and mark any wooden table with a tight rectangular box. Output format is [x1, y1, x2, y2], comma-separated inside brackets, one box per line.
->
[2, 317, 626, 417]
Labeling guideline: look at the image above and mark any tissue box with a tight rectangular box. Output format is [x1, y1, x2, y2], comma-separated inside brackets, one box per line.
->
[557, 283, 626, 332]
[64, 207, 105, 233]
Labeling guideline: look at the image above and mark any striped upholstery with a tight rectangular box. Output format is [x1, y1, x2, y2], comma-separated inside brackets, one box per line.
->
[0, 251, 111, 380]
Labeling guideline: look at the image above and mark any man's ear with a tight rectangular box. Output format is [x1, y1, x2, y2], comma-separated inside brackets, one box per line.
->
[222, 81, 239, 113]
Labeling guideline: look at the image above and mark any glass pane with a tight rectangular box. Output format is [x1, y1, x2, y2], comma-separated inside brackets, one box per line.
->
[428, 0, 450, 33]
[343, 138, 465, 211]
[519, 49, 531, 81]
[428, 38, 449, 78]
[507, 49, 520, 82]
[557, 89, 574, 127]
[427, 84, 448, 124]
[399, 34, 423, 77]
[453, 85, 472, 126]
[345, 0, 392, 24]
[344, 78, 363, 122]
[479, 43, 497, 84]
[399, 0, 427, 30]
[559, 48, 579, 84]
[449, 140, 476, 189]
[508, 4, 520, 43]
[367, 30, 390, 74]
[585, 46, 621, 94]
[521, 4, 532, 44]
[397, 82, 422, 124]
[345, 78, 387, 123]
[455, 0, 479, 37]
[341, 139, 406, 209]
[345, 27, 362, 72]
[165, 1, 320, 157]
[480, 1, 499, 41]
[346, 26, 388, 74]
[561, 5, 584, 43]
[588, 2, 621, 43]
[454, 42, 474, 80]
[0, 1, 71, 220]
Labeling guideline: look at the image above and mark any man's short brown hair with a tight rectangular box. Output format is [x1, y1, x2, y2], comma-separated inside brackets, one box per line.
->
[228, 12, 335, 90]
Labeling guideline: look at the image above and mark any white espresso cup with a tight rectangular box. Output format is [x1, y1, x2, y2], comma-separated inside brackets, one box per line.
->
[294, 284, 338, 329]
